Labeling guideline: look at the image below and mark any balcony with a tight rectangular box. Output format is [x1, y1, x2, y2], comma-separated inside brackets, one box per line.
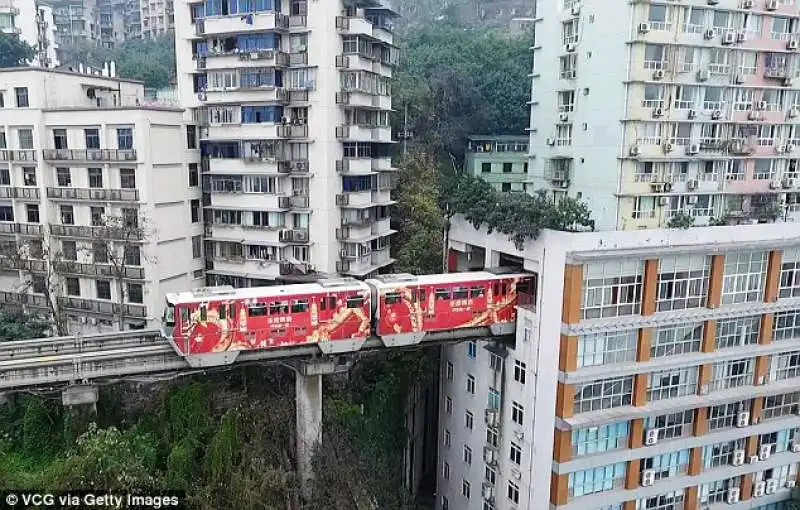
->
[203, 12, 288, 35]
[278, 228, 309, 243]
[42, 149, 137, 162]
[278, 159, 310, 175]
[277, 124, 309, 139]
[289, 193, 309, 208]
[371, 247, 391, 266]
[0, 187, 40, 199]
[49, 224, 145, 241]
[288, 90, 309, 103]
[336, 125, 392, 142]
[205, 49, 290, 70]
[341, 215, 372, 227]
[62, 261, 145, 279]
[289, 52, 308, 66]
[289, 14, 306, 27]
[0, 223, 43, 236]
[336, 158, 373, 175]
[0, 149, 37, 162]
[46, 187, 139, 202]
[57, 296, 146, 318]
[0, 290, 48, 309]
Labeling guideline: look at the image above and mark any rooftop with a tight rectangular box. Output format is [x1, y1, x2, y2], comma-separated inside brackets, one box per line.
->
[467, 134, 529, 142]
[0, 65, 144, 85]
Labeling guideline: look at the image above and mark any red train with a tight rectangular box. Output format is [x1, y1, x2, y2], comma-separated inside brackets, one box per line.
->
[162, 270, 534, 367]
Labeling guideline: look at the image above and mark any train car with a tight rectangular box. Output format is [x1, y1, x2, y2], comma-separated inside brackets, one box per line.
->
[162, 278, 372, 367]
[366, 271, 535, 348]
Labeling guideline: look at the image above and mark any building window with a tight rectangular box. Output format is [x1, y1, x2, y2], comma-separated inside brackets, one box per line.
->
[60, 205, 74, 225]
[502, 162, 512, 173]
[461, 479, 470, 499]
[192, 235, 202, 259]
[574, 376, 633, 413]
[759, 429, 798, 455]
[647, 367, 699, 401]
[127, 283, 144, 304]
[186, 125, 197, 149]
[56, 167, 71, 186]
[721, 251, 768, 305]
[193, 269, 204, 279]
[26, 204, 39, 223]
[779, 247, 800, 298]
[0, 168, 9, 185]
[572, 422, 629, 456]
[96, 280, 111, 300]
[576, 330, 637, 368]
[463, 445, 472, 465]
[53, 129, 68, 149]
[486, 427, 498, 448]
[646, 410, 695, 442]
[14, 87, 28, 107]
[120, 168, 136, 189]
[465, 411, 473, 430]
[467, 340, 477, 359]
[511, 401, 524, 426]
[189, 163, 199, 186]
[489, 353, 502, 371]
[513, 359, 526, 384]
[481, 162, 491, 173]
[568, 463, 626, 498]
[651, 323, 703, 358]
[716, 316, 760, 349]
[642, 449, 691, 482]
[442, 461, 450, 480]
[485, 465, 496, 484]
[444, 429, 451, 448]
[763, 391, 800, 420]
[507, 481, 520, 504]
[773, 351, 800, 381]
[65, 277, 80, 296]
[774, 310, 800, 341]
[93, 242, 108, 263]
[84, 128, 100, 149]
[124, 245, 141, 266]
[62, 241, 77, 261]
[635, 491, 684, 510]
[487, 388, 501, 409]
[509, 441, 522, 465]
[0, 205, 13, 222]
[190, 199, 200, 222]
[87, 167, 103, 188]
[117, 128, 134, 150]
[702, 438, 747, 469]
[17, 128, 33, 149]
[444, 396, 452, 414]
[445, 361, 454, 380]
[441, 496, 448, 510]
[711, 358, 755, 391]
[708, 401, 751, 431]
[501, 182, 511, 192]
[699, 477, 741, 505]
[466, 374, 475, 394]
[22, 167, 36, 186]
[581, 259, 644, 319]
[656, 254, 710, 311]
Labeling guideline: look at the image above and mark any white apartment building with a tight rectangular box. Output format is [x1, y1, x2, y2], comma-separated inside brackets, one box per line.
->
[140, 0, 174, 38]
[529, 0, 800, 231]
[1, 0, 59, 67]
[438, 216, 800, 510]
[0, 67, 202, 332]
[173, 0, 399, 284]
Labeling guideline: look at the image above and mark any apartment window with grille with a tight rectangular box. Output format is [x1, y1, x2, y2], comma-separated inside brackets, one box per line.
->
[487, 388, 501, 409]
[765, 391, 800, 422]
[642, 449, 690, 481]
[773, 351, 800, 381]
[120, 168, 136, 189]
[84, 128, 100, 150]
[14, 87, 28, 108]
[721, 251, 768, 305]
[759, 429, 798, 455]
[756, 463, 799, 488]
[702, 438, 746, 469]
[568, 463, 626, 499]
[190, 200, 200, 223]
[25, 204, 39, 223]
[17, 128, 33, 149]
[126, 283, 143, 304]
[558, 90, 575, 112]
[511, 402, 524, 426]
[60, 205, 74, 225]
[656, 254, 710, 311]
[774, 310, 800, 341]
[461, 479, 470, 499]
[124, 245, 141, 266]
[509, 441, 522, 465]
[56, 167, 71, 187]
[90, 206, 105, 226]
[96, 280, 111, 300]
[445, 396, 452, 414]
[576, 330, 637, 368]
[507, 481, 520, 504]
[65, 277, 80, 296]
[485, 465, 496, 484]
[646, 410, 694, 441]
[779, 247, 800, 298]
[647, 367, 699, 401]
[463, 445, 472, 465]
[711, 358, 755, 391]
[445, 361, 454, 380]
[635, 490, 685, 510]
[574, 376, 633, 413]
[467, 340, 477, 359]
[699, 477, 740, 505]
[556, 124, 573, 146]
[562, 18, 579, 44]
[651, 323, 703, 358]
[466, 374, 475, 394]
[559, 54, 577, 79]
[708, 401, 751, 430]
[486, 427, 499, 448]
[716, 315, 761, 349]
[513, 359, 526, 384]
[62, 241, 77, 261]
[582, 259, 644, 319]
[465, 411, 473, 430]
[92, 242, 108, 264]
[572, 421, 629, 456]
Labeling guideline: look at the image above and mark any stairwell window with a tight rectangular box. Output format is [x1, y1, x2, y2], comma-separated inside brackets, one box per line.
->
[510, 441, 522, 465]
[559, 54, 577, 79]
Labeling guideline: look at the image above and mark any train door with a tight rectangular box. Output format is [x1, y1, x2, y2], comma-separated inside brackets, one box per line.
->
[317, 294, 338, 324]
[382, 288, 409, 334]
[432, 285, 451, 329]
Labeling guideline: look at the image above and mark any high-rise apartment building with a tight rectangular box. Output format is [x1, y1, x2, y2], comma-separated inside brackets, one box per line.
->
[0, 67, 202, 332]
[140, 0, 173, 38]
[173, 0, 399, 284]
[1, 1, 60, 67]
[529, 0, 800, 230]
[438, 217, 800, 510]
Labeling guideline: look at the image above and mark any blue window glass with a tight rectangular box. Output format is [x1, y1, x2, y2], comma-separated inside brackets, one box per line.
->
[487, 388, 501, 409]
[203, 142, 240, 158]
[572, 422, 629, 457]
[241, 105, 282, 123]
[196, 42, 209, 56]
[116, 128, 133, 150]
[240, 68, 276, 88]
[467, 340, 477, 359]
[568, 463, 626, 498]
[342, 175, 372, 192]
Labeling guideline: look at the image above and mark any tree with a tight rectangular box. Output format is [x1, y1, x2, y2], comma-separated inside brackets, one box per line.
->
[667, 212, 696, 229]
[0, 33, 35, 68]
[0, 308, 50, 341]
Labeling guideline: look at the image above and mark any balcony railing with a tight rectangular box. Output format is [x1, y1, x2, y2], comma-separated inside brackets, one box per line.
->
[277, 124, 308, 139]
[0, 290, 48, 308]
[0, 223, 43, 236]
[46, 187, 140, 202]
[49, 224, 145, 241]
[289, 14, 306, 27]
[0, 149, 37, 162]
[289, 52, 308, 66]
[57, 296, 146, 318]
[278, 229, 309, 243]
[42, 149, 137, 162]
[0, 187, 40, 199]
[289, 194, 309, 208]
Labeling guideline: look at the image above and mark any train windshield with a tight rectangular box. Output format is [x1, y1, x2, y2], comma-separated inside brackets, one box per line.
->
[163, 301, 175, 326]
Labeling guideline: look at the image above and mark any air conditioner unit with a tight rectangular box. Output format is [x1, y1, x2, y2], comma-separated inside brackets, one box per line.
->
[653, 69, 665, 80]
[723, 32, 736, 45]
[727, 488, 740, 504]
[687, 143, 700, 155]
[698, 69, 711, 81]
[688, 179, 699, 190]
[652, 182, 665, 193]
[629, 146, 641, 156]
[659, 196, 670, 206]
[483, 446, 498, 465]
[753, 481, 766, 497]
[482, 483, 496, 501]
[743, 0, 754, 7]
[788, 144, 796, 153]
[736, 411, 750, 427]
[751, 455, 760, 464]
[732, 449, 746, 466]
[653, 107, 664, 117]
[766, 479, 778, 494]
[565, 43, 577, 52]
[704, 29, 716, 40]
[89, 317, 98, 326]
[559, 112, 569, 122]
[688, 109, 697, 119]
[788, 39, 799, 50]
[663, 142, 674, 153]
[735, 74, 745, 84]
[792, 442, 800, 453]
[641, 470, 656, 487]
[514, 430, 524, 441]
[78, 316, 87, 324]
[759, 444, 772, 461]
[485, 409, 499, 427]
[749, 110, 763, 121]
[546, 137, 556, 146]
[712, 110, 722, 119]
[777, 145, 788, 154]
[511, 468, 522, 480]
[766, 0, 778, 10]
[645, 428, 659, 446]
[790, 107, 800, 118]
[688, 195, 699, 204]
[570, 4, 581, 15]
[639, 22, 650, 33]
[784, 77, 794, 86]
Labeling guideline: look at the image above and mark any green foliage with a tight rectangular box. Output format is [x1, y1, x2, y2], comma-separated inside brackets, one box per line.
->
[0, 33, 35, 68]
[709, 216, 730, 226]
[667, 212, 696, 229]
[755, 199, 784, 222]
[164, 438, 198, 492]
[0, 309, 50, 342]
[204, 409, 239, 486]
[22, 396, 60, 459]
[440, 173, 594, 249]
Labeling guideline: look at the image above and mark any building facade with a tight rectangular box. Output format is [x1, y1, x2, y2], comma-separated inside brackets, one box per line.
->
[438, 216, 800, 510]
[529, 0, 800, 230]
[1, 1, 59, 68]
[173, 0, 399, 284]
[139, 0, 173, 39]
[466, 135, 529, 192]
[0, 67, 202, 331]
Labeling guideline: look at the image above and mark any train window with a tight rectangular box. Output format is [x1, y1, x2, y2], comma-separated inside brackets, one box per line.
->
[164, 303, 175, 326]
[291, 300, 308, 313]
[219, 304, 227, 320]
[517, 279, 530, 294]
[229, 303, 235, 318]
[469, 286, 485, 298]
[199, 305, 207, 321]
[435, 288, 450, 300]
[347, 295, 364, 308]
[319, 297, 327, 311]
[493, 283, 501, 296]
[385, 292, 401, 304]
[452, 287, 468, 299]
[248, 304, 267, 317]
[328, 296, 337, 309]
[180, 307, 189, 324]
